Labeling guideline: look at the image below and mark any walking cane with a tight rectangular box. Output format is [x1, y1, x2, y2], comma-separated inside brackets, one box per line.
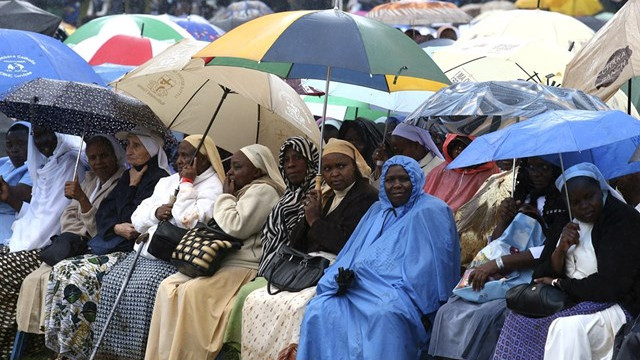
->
[89, 241, 144, 360]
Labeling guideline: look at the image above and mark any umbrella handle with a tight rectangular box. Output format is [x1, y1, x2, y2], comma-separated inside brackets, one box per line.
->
[315, 174, 323, 193]
[316, 66, 332, 178]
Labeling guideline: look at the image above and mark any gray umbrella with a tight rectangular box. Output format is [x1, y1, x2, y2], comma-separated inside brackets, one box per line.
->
[405, 80, 610, 136]
[0, 78, 176, 149]
[0, 0, 61, 37]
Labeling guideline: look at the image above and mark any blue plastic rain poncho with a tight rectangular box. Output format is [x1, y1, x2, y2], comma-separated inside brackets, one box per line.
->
[297, 155, 461, 360]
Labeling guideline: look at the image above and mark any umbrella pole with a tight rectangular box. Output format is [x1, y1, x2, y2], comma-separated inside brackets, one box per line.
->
[558, 153, 573, 220]
[381, 109, 392, 144]
[628, 79, 632, 115]
[72, 122, 88, 182]
[191, 87, 232, 162]
[88, 243, 144, 360]
[316, 66, 332, 192]
[511, 158, 517, 195]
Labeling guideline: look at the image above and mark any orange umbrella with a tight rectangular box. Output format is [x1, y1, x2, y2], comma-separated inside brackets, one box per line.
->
[515, 0, 603, 17]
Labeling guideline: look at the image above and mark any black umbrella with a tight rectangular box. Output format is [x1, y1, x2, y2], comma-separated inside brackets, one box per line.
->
[0, 78, 176, 149]
[0, 0, 61, 37]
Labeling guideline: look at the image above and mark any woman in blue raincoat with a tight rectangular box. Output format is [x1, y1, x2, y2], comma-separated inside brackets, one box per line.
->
[297, 155, 460, 360]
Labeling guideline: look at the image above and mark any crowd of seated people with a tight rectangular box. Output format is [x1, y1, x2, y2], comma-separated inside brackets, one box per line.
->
[0, 118, 639, 360]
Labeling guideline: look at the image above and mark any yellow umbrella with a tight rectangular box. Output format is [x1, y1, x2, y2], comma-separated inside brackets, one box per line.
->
[515, 0, 604, 17]
[461, 9, 594, 51]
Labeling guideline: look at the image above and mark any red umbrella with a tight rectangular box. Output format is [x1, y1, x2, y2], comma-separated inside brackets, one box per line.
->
[70, 34, 173, 66]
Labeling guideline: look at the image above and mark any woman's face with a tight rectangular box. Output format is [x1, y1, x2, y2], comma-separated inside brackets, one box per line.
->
[32, 125, 57, 157]
[321, 153, 357, 191]
[384, 165, 413, 207]
[342, 127, 367, 157]
[175, 141, 210, 175]
[125, 135, 151, 167]
[526, 157, 555, 191]
[282, 146, 308, 187]
[227, 151, 261, 189]
[566, 177, 603, 223]
[5, 128, 28, 167]
[86, 139, 119, 182]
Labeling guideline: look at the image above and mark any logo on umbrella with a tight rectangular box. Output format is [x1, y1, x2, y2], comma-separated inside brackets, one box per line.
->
[145, 74, 185, 105]
[0, 55, 35, 78]
[595, 46, 632, 90]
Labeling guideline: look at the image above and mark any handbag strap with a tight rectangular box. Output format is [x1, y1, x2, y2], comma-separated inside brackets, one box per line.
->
[266, 255, 304, 296]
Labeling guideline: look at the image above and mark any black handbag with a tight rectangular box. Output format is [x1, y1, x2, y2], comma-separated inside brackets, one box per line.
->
[265, 246, 330, 295]
[171, 219, 242, 278]
[147, 221, 189, 261]
[39, 232, 89, 266]
[506, 282, 569, 318]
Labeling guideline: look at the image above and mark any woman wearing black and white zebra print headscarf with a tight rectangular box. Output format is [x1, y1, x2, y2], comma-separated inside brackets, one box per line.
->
[257, 136, 319, 276]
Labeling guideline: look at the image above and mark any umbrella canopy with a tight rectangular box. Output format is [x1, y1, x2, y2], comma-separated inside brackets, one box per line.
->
[71, 34, 173, 66]
[540, 136, 640, 180]
[302, 94, 388, 121]
[64, 14, 192, 46]
[301, 79, 432, 114]
[0, 29, 104, 95]
[0, 78, 174, 147]
[112, 39, 320, 155]
[563, 0, 640, 103]
[405, 80, 609, 136]
[196, 9, 451, 92]
[460, 1, 516, 18]
[460, 9, 595, 51]
[430, 36, 571, 86]
[366, 0, 471, 25]
[162, 14, 225, 41]
[0, 0, 61, 36]
[448, 110, 640, 179]
[210, 0, 274, 31]
[515, 0, 603, 17]
[92, 63, 136, 84]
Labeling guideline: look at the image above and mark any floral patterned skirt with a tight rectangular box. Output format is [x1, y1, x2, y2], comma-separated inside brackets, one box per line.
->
[43, 252, 127, 360]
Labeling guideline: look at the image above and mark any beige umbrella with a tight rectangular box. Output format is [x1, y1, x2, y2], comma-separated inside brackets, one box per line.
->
[112, 39, 320, 156]
[461, 0, 515, 18]
[460, 9, 594, 51]
[366, 0, 471, 25]
[563, 0, 640, 104]
[430, 36, 570, 86]
[429, 36, 639, 117]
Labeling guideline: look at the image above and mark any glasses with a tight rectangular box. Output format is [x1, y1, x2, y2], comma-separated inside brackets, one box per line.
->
[525, 164, 552, 174]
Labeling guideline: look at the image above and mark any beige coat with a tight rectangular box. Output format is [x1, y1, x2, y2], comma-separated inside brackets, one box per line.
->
[59, 168, 125, 237]
[216, 183, 280, 270]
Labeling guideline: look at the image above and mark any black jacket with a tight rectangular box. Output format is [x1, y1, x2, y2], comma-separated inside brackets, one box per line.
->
[88, 156, 168, 255]
[289, 179, 378, 255]
[535, 195, 640, 316]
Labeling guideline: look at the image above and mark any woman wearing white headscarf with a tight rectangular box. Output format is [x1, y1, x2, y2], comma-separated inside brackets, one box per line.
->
[494, 163, 640, 360]
[145, 144, 284, 360]
[43, 128, 169, 360]
[16, 135, 126, 338]
[91, 134, 225, 360]
[0, 125, 86, 358]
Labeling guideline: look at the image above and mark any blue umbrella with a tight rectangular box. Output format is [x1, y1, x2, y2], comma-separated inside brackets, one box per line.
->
[167, 14, 225, 41]
[449, 110, 640, 176]
[540, 136, 640, 180]
[92, 63, 135, 85]
[0, 29, 104, 95]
